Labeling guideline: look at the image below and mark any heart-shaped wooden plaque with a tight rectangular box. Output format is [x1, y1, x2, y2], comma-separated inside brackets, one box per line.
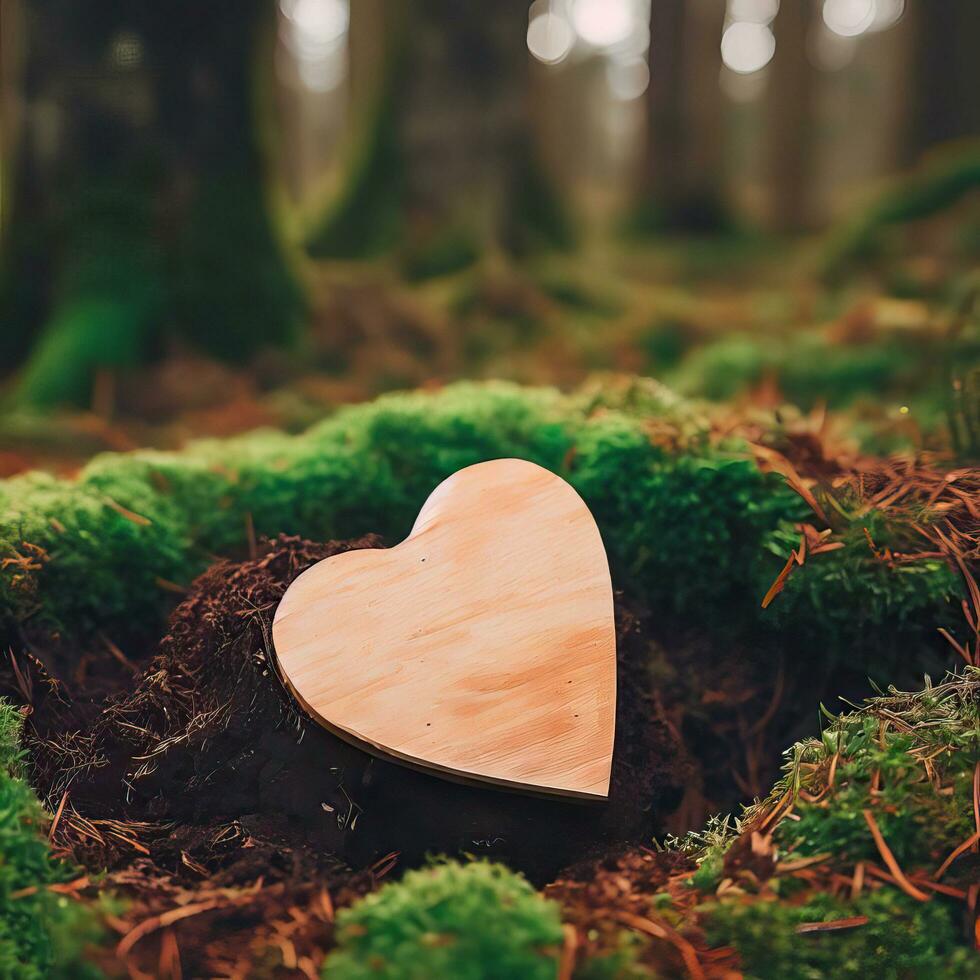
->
[272, 458, 616, 799]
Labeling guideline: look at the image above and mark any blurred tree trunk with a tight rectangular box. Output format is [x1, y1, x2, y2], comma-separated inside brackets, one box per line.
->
[0, 0, 52, 370]
[638, 0, 728, 232]
[4, 0, 301, 408]
[140, 0, 303, 360]
[765, 0, 816, 232]
[308, 0, 572, 270]
[0, 0, 23, 358]
[905, 0, 980, 162]
[643, 0, 684, 217]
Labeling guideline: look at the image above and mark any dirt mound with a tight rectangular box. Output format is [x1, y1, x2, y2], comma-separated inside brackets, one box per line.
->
[21, 536, 684, 889]
[0, 534, 688, 974]
[7, 525, 953, 974]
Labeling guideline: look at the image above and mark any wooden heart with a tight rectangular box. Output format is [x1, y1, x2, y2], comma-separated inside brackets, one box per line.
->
[272, 458, 616, 799]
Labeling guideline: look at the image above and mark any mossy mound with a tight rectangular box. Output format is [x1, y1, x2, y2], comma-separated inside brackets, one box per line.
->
[26, 535, 682, 885]
[548, 667, 980, 977]
[322, 861, 566, 980]
[1, 379, 976, 976]
[48, 660, 973, 977]
[0, 702, 105, 979]
[2, 533, 681, 976]
[668, 328, 928, 408]
[664, 312, 980, 436]
[0, 381, 965, 681]
[704, 890, 974, 979]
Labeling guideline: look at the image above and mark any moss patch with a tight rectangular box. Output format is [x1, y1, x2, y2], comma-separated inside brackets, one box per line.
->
[0, 381, 963, 680]
[549, 668, 980, 977]
[0, 702, 104, 979]
[322, 861, 564, 980]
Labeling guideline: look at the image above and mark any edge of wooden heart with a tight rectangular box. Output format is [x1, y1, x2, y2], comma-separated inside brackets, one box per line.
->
[271, 457, 616, 803]
[275, 669, 613, 802]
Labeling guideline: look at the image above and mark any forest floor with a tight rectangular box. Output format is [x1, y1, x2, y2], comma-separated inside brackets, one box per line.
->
[3, 203, 977, 478]
[3, 374, 978, 976]
[7, 488, 978, 974]
[1, 190, 979, 975]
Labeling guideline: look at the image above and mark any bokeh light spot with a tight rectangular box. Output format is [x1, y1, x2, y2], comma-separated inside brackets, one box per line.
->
[281, 0, 349, 47]
[527, 11, 575, 65]
[607, 57, 650, 101]
[728, 0, 779, 24]
[571, 0, 635, 49]
[721, 21, 775, 75]
[869, 0, 905, 31]
[822, 0, 875, 38]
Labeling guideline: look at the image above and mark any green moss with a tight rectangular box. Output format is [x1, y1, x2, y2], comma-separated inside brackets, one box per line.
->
[0, 468, 196, 645]
[704, 890, 976, 980]
[570, 414, 807, 626]
[0, 700, 26, 770]
[322, 861, 563, 980]
[637, 318, 692, 371]
[778, 340, 922, 409]
[12, 182, 165, 408]
[0, 701, 105, 978]
[590, 671, 980, 977]
[531, 268, 623, 318]
[572, 941, 648, 980]
[668, 335, 770, 402]
[0, 382, 961, 671]
[667, 332, 934, 411]
[758, 513, 962, 680]
[776, 671, 980, 868]
[820, 141, 980, 283]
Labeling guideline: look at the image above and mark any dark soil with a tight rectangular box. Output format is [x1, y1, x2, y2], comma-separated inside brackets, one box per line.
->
[1, 534, 696, 975]
[1, 531, 898, 976]
[22, 534, 685, 877]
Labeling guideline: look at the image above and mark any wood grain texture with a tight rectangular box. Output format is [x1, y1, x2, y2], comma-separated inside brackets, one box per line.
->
[272, 458, 616, 799]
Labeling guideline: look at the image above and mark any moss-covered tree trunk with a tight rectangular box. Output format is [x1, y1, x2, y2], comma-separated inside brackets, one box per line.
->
[1, 0, 158, 396]
[142, 0, 303, 361]
[308, 0, 572, 270]
[4, 0, 302, 408]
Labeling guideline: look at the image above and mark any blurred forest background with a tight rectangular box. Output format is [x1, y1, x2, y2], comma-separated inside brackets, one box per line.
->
[0, 0, 978, 471]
